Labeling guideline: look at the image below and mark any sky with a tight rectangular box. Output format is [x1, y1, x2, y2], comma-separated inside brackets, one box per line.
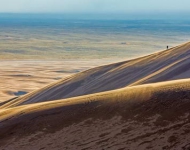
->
[0, 0, 189, 14]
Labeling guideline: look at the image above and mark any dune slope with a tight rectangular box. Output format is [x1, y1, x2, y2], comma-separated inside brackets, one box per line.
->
[1, 42, 190, 149]
[1, 42, 190, 108]
[0, 79, 190, 149]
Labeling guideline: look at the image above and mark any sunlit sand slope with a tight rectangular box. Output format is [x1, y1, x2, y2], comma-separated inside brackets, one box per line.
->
[2, 42, 190, 108]
[0, 79, 190, 149]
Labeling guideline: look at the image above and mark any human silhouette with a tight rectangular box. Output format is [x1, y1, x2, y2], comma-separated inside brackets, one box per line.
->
[167, 46, 169, 49]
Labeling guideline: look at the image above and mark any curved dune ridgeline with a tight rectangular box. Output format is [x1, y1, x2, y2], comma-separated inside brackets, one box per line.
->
[1, 42, 190, 149]
[1, 42, 190, 108]
[0, 79, 190, 149]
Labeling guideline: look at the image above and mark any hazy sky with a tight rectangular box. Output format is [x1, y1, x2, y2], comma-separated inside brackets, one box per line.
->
[0, 0, 189, 13]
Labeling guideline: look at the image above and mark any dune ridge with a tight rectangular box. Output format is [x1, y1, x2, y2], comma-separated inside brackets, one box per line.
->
[1, 42, 190, 149]
[1, 79, 190, 123]
[0, 79, 190, 149]
[1, 42, 190, 108]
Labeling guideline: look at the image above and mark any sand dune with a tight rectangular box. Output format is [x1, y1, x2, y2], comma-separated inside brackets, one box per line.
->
[2, 42, 190, 108]
[0, 79, 190, 149]
[0, 60, 106, 103]
[1, 42, 190, 149]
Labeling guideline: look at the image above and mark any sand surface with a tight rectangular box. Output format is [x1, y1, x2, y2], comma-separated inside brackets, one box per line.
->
[0, 42, 190, 150]
[0, 60, 110, 103]
[2, 42, 190, 108]
[1, 79, 190, 150]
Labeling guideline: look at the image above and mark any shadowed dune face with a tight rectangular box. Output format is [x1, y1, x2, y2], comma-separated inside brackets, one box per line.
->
[0, 79, 190, 149]
[2, 42, 190, 108]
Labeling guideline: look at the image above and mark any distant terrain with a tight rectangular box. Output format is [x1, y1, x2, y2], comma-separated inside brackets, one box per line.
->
[1, 15, 190, 60]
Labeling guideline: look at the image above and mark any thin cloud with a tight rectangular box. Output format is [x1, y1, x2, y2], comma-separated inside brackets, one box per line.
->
[0, 0, 189, 13]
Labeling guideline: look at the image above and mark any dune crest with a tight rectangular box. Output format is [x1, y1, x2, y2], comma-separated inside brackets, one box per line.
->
[1, 42, 190, 108]
[1, 42, 190, 149]
[0, 79, 190, 149]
